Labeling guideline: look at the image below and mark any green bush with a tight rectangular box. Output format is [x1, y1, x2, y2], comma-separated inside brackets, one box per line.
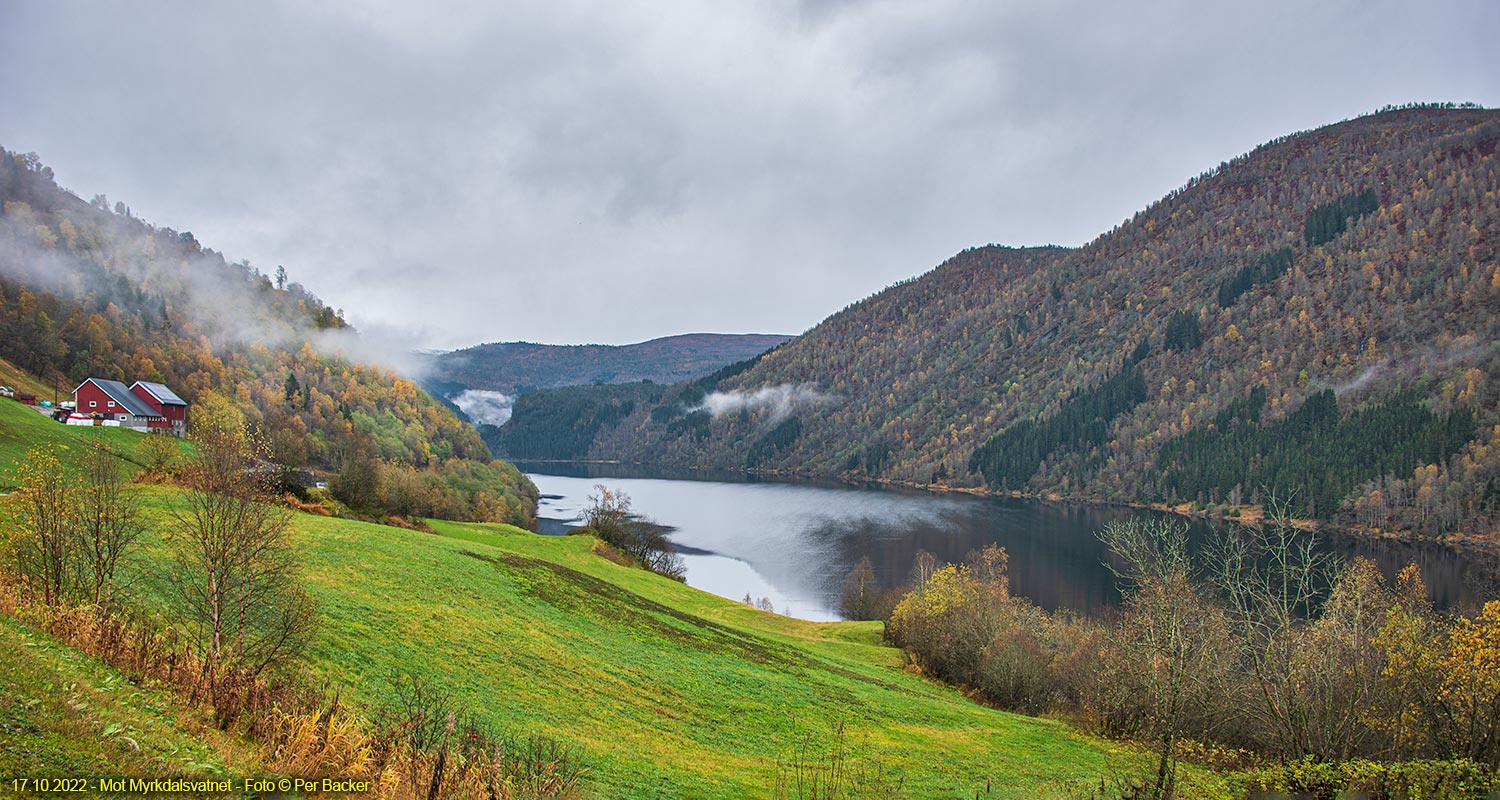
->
[1245, 758, 1496, 800]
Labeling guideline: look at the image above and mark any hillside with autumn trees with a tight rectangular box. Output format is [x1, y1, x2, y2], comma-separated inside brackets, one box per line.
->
[0, 146, 537, 528]
[535, 105, 1500, 541]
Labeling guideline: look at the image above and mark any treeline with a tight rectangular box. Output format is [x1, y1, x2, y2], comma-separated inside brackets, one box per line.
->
[675, 352, 770, 409]
[493, 350, 776, 461]
[488, 382, 665, 460]
[1157, 388, 1476, 519]
[329, 446, 536, 529]
[1217, 247, 1294, 308]
[646, 352, 769, 426]
[883, 517, 1500, 797]
[0, 147, 536, 525]
[429, 334, 788, 394]
[969, 365, 1146, 489]
[746, 416, 802, 468]
[1305, 188, 1380, 247]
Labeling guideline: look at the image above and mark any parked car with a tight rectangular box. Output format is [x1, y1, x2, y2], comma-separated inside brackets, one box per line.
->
[0, 386, 13, 398]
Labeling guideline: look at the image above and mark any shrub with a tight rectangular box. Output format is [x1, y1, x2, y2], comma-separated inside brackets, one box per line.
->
[886, 545, 1088, 714]
[579, 485, 685, 580]
[1246, 758, 1494, 800]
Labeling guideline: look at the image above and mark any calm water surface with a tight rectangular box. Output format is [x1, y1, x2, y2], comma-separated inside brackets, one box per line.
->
[524, 463, 1492, 622]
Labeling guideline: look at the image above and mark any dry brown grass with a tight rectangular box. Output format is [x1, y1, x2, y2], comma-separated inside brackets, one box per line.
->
[1, 570, 585, 800]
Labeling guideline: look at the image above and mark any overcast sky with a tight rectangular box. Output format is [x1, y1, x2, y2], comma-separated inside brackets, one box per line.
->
[2, 1, 1496, 350]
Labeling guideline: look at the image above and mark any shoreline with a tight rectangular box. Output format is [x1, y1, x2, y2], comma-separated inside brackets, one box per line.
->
[516, 459, 1499, 555]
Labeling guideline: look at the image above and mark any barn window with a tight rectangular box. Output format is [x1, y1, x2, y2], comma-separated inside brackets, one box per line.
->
[89, 401, 97, 408]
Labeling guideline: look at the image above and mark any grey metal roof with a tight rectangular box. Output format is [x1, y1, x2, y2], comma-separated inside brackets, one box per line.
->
[131, 381, 187, 406]
[77, 378, 162, 418]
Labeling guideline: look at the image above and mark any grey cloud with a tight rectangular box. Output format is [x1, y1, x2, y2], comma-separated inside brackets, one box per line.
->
[2, 1, 1495, 354]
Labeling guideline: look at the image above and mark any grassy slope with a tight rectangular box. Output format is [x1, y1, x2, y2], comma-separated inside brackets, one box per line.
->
[0, 401, 251, 790]
[0, 396, 1231, 799]
[299, 514, 1168, 799]
[0, 615, 260, 787]
[0, 399, 189, 490]
[0, 358, 58, 401]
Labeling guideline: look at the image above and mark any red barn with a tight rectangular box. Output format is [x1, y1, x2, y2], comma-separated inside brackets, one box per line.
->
[73, 378, 164, 431]
[130, 381, 188, 436]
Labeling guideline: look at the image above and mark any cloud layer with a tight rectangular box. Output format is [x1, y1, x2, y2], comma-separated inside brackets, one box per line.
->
[449, 389, 516, 427]
[2, 1, 1495, 349]
[697, 384, 832, 420]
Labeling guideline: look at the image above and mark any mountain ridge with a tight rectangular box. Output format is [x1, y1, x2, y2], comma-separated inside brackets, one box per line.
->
[428, 332, 791, 394]
[525, 105, 1500, 540]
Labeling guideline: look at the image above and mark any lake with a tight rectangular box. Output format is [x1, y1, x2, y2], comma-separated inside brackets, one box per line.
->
[523, 463, 1492, 622]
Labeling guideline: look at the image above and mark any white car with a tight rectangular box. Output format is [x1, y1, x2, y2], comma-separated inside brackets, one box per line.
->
[0, 386, 13, 398]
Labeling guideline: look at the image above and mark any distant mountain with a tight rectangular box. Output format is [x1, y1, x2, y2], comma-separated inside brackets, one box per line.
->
[515, 105, 1500, 540]
[431, 333, 793, 394]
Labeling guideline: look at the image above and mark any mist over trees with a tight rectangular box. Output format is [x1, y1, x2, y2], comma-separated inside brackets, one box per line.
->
[0, 145, 538, 526]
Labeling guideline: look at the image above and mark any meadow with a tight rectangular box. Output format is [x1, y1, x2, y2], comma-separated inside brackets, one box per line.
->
[0, 399, 1232, 798]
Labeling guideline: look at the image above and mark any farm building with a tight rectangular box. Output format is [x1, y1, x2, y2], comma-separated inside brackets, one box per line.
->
[73, 378, 188, 435]
[130, 381, 188, 435]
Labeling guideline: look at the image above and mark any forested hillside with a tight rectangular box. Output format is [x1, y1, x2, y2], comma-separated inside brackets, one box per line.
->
[430, 333, 791, 394]
[0, 147, 537, 527]
[573, 106, 1500, 539]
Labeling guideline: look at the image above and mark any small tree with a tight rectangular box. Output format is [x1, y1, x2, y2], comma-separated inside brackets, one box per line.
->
[329, 436, 381, 511]
[1099, 517, 1230, 800]
[910, 550, 938, 586]
[170, 392, 315, 719]
[136, 432, 180, 475]
[1207, 499, 1336, 757]
[1437, 601, 1500, 765]
[75, 435, 144, 614]
[1375, 572, 1500, 765]
[838, 558, 879, 621]
[1294, 558, 1390, 759]
[1373, 565, 1445, 760]
[583, 484, 631, 538]
[8, 444, 77, 605]
[581, 485, 684, 580]
[628, 519, 686, 580]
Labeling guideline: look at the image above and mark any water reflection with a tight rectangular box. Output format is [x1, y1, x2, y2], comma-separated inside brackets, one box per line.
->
[523, 463, 1493, 622]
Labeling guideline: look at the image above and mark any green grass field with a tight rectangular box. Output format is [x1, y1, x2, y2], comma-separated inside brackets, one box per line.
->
[0, 397, 1235, 799]
[0, 400, 189, 491]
